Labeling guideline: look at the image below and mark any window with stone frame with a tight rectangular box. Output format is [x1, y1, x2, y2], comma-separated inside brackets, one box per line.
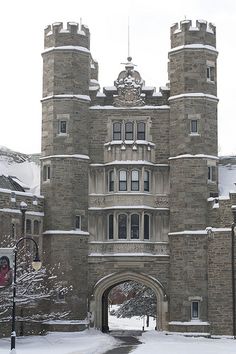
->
[144, 170, 150, 192]
[58, 120, 67, 134]
[43, 164, 51, 182]
[75, 215, 81, 230]
[144, 214, 150, 240]
[108, 214, 114, 239]
[131, 170, 139, 191]
[190, 119, 198, 134]
[125, 122, 134, 140]
[108, 170, 114, 192]
[113, 122, 122, 140]
[131, 214, 139, 239]
[118, 214, 127, 239]
[137, 121, 146, 140]
[191, 301, 200, 320]
[119, 170, 127, 191]
[208, 165, 216, 182]
[206, 61, 215, 82]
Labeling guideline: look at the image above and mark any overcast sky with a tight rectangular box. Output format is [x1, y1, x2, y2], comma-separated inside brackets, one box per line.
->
[0, 0, 235, 155]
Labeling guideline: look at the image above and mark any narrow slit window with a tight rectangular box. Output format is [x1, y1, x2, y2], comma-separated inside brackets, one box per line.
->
[191, 301, 199, 319]
[144, 214, 150, 240]
[58, 120, 67, 134]
[108, 214, 114, 239]
[190, 120, 198, 134]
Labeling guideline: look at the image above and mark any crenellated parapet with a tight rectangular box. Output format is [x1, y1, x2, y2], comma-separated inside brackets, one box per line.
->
[44, 21, 90, 50]
[171, 19, 216, 49]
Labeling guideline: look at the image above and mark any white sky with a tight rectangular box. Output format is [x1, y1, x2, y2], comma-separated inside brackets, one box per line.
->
[0, 0, 235, 155]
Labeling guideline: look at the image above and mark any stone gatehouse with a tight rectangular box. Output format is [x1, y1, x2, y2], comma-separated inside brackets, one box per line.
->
[1, 19, 236, 336]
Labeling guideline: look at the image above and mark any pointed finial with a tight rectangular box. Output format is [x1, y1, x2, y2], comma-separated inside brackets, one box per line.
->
[128, 17, 130, 58]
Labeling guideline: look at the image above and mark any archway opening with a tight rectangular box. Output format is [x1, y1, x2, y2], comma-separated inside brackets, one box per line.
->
[107, 280, 157, 332]
[91, 271, 168, 332]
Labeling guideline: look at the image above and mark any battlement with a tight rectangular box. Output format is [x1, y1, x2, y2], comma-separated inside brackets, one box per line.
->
[44, 21, 90, 50]
[171, 19, 216, 49]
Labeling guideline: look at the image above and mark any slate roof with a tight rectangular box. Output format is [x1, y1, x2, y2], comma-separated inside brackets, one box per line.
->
[0, 175, 25, 192]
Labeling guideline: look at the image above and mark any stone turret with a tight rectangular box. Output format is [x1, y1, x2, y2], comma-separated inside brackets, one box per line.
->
[168, 19, 218, 231]
[41, 21, 93, 320]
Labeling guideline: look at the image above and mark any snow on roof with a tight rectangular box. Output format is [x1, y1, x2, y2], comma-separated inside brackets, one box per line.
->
[169, 44, 218, 54]
[42, 45, 90, 55]
[219, 163, 236, 196]
[90, 105, 170, 110]
[169, 93, 218, 101]
[169, 154, 218, 160]
[40, 154, 90, 160]
[41, 94, 91, 102]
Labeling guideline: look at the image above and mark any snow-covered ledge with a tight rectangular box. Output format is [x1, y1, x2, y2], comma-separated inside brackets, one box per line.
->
[43, 230, 89, 236]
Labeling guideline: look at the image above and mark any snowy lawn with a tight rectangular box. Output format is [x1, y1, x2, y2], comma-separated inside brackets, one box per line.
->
[0, 329, 118, 354]
[132, 331, 236, 354]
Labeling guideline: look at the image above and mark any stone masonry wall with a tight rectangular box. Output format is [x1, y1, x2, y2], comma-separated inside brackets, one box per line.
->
[169, 234, 208, 322]
[207, 231, 234, 335]
[42, 233, 89, 319]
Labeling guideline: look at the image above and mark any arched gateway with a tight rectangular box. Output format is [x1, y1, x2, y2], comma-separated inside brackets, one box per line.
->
[90, 271, 168, 331]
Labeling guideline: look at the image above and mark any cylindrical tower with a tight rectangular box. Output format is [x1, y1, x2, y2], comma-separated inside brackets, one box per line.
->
[41, 22, 92, 320]
[168, 19, 218, 231]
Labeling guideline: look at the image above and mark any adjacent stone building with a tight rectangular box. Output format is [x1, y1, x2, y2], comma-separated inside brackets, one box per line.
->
[1, 19, 236, 336]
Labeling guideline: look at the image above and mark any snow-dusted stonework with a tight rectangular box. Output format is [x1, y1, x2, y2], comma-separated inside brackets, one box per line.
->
[1, 19, 236, 337]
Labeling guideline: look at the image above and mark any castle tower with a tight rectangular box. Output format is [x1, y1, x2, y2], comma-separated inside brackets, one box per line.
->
[41, 22, 94, 318]
[168, 20, 219, 330]
[168, 20, 218, 231]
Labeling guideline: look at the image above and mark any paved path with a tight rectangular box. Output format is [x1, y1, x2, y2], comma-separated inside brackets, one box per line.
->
[103, 330, 143, 354]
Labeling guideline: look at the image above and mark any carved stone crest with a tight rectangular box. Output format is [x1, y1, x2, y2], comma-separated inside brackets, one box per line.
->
[114, 57, 145, 107]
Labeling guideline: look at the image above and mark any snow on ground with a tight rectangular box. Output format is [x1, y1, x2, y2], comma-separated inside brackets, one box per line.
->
[1, 318, 236, 354]
[132, 331, 236, 354]
[108, 306, 156, 331]
[0, 329, 118, 354]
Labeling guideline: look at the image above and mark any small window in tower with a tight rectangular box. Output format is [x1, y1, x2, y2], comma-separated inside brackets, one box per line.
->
[113, 122, 122, 140]
[207, 65, 215, 82]
[58, 120, 67, 134]
[191, 301, 200, 320]
[137, 122, 146, 140]
[125, 122, 134, 140]
[119, 170, 127, 191]
[208, 166, 216, 182]
[43, 165, 51, 182]
[190, 120, 198, 134]
[131, 170, 139, 191]
[75, 215, 81, 230]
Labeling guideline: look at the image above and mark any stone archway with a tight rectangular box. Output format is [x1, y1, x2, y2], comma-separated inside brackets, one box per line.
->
[90, 271, 168, 331]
